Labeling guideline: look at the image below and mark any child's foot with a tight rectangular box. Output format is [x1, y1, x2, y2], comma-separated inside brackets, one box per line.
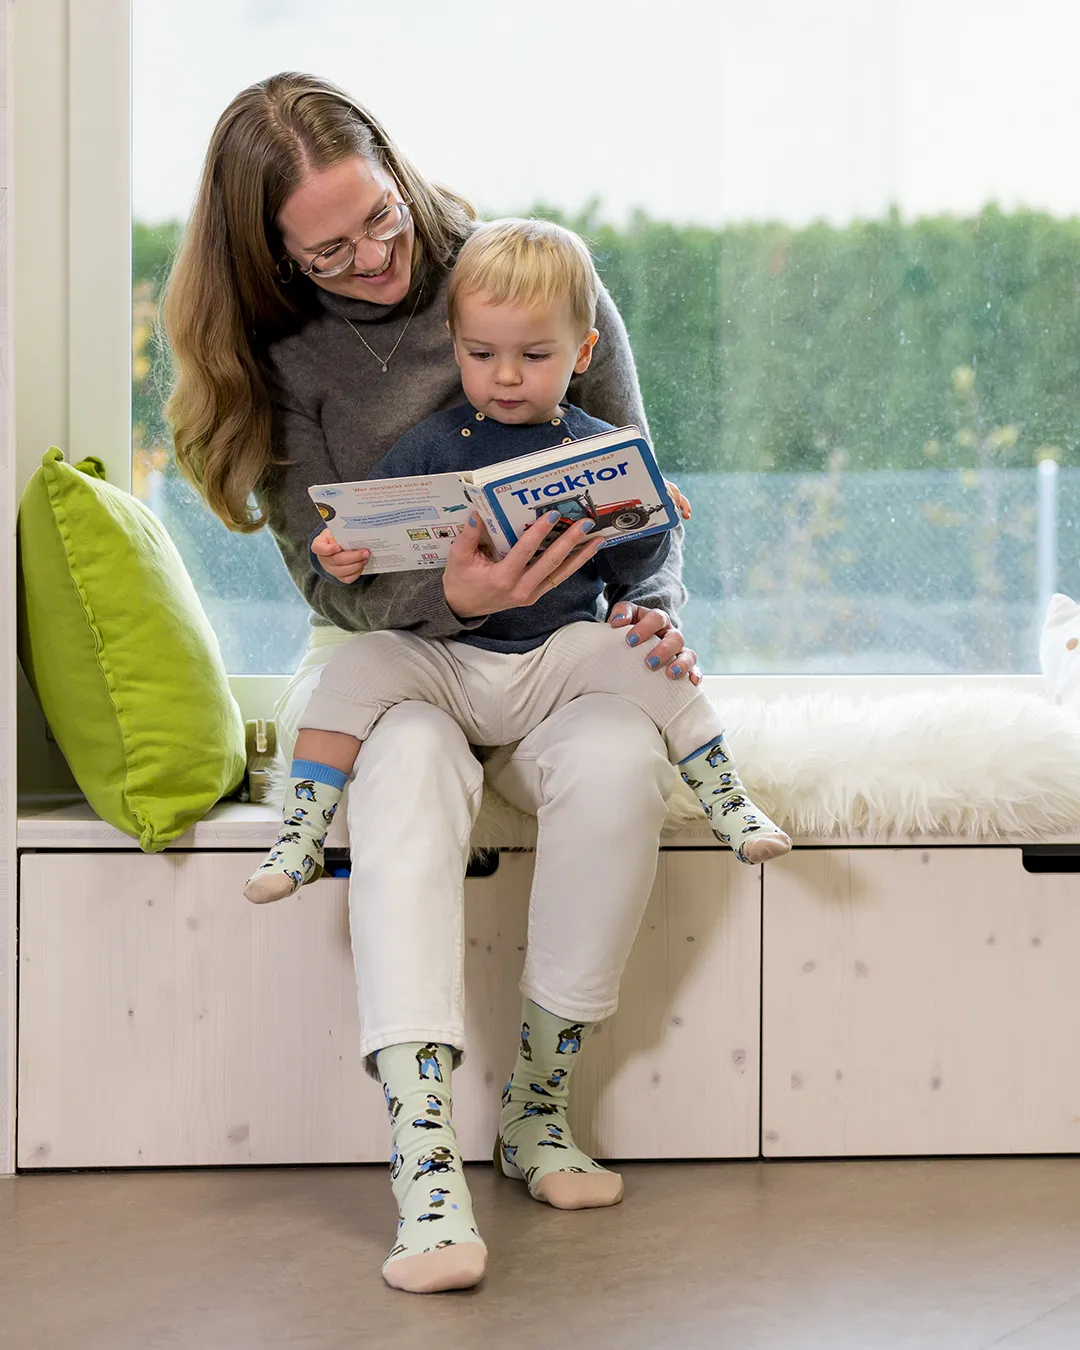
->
[243, 761, 346, 904]
[498, 1001, 623, 1210]
[679, 735, 792, 865]
[732, 830, 791, 864]
[378, 1043, 486, 1294]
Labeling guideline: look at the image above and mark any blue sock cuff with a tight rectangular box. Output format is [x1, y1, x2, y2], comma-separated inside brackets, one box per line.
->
[678, 736, 726, 766]
[290, 759, 349, 790]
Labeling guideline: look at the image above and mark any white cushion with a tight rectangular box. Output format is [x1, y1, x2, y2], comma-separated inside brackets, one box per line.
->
[1040, 593, 1080, 710]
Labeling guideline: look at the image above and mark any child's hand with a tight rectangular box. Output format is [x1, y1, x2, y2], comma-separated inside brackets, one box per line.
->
[664, 479, 692, 521]
[312, 528, 371, 585]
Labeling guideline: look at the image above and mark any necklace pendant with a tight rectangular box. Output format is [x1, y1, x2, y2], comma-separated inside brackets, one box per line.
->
[381, 363, 388, 373]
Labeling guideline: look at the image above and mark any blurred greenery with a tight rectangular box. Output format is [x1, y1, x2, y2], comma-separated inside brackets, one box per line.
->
[134, 205, 1080, 486]
[130, 205, 1080, 673]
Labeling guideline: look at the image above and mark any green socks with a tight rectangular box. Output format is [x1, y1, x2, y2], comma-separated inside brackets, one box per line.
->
[378, 1042, 486, 1294]
[679, 735, 791, 864]
[497, 1000, 623, 1210]
[377, 1012, 623, 1291]
[244, 760, 346, 904]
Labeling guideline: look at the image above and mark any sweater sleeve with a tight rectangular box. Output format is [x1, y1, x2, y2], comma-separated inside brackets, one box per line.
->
[569, 282, 688, 625]
[256, 389, 472, 638]
[599, 523, 688, 623]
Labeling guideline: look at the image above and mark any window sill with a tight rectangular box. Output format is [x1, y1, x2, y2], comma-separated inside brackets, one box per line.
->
[16, 796, 1079, 852]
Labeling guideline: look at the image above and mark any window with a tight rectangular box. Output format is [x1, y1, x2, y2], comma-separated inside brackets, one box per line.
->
[131, 0, 1080, 676]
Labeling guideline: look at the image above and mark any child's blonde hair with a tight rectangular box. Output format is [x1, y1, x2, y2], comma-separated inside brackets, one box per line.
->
[448, 218, 599, 336]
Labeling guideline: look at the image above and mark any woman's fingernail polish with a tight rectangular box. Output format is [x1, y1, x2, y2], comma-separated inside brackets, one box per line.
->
[547, 510, 561, 522]
[670, 664, 683, 677]
[468, 514, 477, 527]
[579, 520, 595, 533]
[647, 655, 661, 669]
[626, 633, 640, 647]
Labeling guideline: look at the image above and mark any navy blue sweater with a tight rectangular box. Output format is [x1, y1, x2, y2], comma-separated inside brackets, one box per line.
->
[368, 403, 673, 653]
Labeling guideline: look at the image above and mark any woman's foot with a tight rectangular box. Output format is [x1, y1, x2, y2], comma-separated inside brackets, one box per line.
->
[497, 1001, 622, 1210]
[679, 735, 792, 864]
[243, 761, 345, 903]
[378, 1043, 487, 1294]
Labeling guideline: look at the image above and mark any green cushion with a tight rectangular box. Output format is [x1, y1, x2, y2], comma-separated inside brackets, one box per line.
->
[17, 448, 245, 851]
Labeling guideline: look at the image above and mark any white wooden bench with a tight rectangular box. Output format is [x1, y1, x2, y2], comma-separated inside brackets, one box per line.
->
[15, 797, 1080, 1169]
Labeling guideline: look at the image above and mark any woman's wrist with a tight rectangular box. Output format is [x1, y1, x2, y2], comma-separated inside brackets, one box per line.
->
[442, 571, 483, 622]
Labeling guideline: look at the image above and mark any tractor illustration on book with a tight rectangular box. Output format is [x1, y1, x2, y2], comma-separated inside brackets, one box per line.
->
[530, 489, 666, 544]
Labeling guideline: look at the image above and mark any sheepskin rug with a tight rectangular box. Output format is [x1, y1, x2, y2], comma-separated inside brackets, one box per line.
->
[271, 686, 1080, 848]
[467, 686, 1080, 847]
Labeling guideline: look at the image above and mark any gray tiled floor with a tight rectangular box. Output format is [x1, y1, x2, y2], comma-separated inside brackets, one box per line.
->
[3, 1159, 1080, 1349]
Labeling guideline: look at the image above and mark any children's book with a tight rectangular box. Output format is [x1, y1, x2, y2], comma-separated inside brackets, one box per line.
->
[308, 424, 678, 574]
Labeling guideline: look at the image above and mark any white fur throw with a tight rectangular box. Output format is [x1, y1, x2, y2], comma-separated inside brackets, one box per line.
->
[467, 687, 1080, 846]
[273, 687, 1080, 848]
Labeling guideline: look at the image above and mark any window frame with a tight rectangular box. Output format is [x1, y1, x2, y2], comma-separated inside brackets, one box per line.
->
[20, 0, 1045, 710]
[15, 0, 132, 495]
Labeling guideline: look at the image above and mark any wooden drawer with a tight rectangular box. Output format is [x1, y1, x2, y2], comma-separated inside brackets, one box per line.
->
[762, 848, 1080, 1157]
[17, 849, 759, 1167]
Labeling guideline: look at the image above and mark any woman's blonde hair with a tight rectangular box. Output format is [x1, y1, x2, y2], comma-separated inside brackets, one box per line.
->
[162, 72, 475, 532]
[447, 218, 598, 337]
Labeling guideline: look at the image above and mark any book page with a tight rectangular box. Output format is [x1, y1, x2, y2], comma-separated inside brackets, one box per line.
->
[308, 473, 469, 574]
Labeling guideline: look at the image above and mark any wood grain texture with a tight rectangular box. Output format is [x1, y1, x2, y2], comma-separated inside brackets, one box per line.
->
[762, 848, 1080, 1157]
[17, 851, 760, 1168]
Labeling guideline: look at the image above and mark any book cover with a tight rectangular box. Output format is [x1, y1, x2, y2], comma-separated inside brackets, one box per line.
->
[472, 431, 677, 553]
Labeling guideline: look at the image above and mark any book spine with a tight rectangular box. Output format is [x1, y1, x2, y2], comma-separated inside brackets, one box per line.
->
[461, 482, 511, 558]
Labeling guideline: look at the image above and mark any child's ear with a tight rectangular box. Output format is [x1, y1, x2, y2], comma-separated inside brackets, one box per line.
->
[574, 329, 600, 375]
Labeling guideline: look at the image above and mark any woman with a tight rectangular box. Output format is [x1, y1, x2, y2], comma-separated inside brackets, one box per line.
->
[163, 72, 700, 1295]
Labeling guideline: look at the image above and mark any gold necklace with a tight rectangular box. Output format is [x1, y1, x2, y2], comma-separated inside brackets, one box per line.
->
[341, 286, 425, 373]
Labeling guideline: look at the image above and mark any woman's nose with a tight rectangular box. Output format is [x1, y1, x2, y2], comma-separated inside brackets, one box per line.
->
[353, 235, 389, 272]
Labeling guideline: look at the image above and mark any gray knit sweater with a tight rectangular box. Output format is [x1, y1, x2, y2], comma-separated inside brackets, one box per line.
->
[256, 258, 687, 636]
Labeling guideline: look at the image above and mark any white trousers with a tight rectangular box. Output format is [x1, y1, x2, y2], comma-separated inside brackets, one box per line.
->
[276, 625, 680, 1065]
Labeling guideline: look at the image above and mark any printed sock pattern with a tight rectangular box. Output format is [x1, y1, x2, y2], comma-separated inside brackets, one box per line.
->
[243, 759, 346, 904]
[378, 1042, 485, 1293]
[679, 735, 791, 864]
[498, 1000, 622, 1209]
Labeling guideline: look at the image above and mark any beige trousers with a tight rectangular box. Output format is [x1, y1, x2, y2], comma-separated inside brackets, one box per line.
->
[277, 623, 695, 1064]
[302, 621, 722, 762]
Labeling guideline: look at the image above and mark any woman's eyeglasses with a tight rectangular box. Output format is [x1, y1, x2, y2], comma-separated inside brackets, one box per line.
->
[297, 198, 412, 278]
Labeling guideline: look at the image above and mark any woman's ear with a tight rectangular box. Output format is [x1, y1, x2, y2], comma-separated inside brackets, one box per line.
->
[574, 329, 600, 375]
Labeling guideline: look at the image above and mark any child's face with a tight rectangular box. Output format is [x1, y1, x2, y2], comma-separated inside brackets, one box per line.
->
[450, 293, 599, 425]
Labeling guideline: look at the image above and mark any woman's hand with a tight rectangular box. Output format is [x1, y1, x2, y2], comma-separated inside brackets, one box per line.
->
[443, 511, 603, 619]
[664, 478, 692, 521]
[312, 528, 371, 585]
[608, 603, 702, 685]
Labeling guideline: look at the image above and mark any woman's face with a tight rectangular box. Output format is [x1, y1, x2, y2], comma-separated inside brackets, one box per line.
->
[277, 156, 415, 306]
